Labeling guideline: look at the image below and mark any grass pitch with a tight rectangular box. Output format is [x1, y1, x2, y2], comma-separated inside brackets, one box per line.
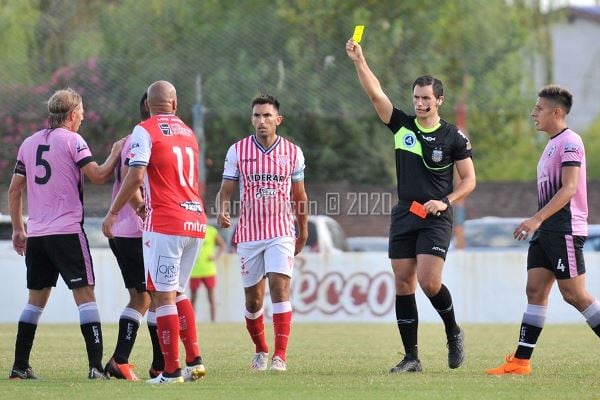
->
[0, 322, 599, 399]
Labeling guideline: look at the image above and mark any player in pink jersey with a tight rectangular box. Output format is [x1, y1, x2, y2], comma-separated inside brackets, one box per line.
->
[487, 85, 600, 376]
[103, 93, 164, 381]
[102, 81, 207, 384]
[216, 94, 308, 372]
[8, 88, 124, 380]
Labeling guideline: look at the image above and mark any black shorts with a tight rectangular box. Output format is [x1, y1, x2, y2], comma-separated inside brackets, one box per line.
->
[388, 202, 453, 260]
[26, 233, 95, 290]
[109, 237, 146, 293]
[527, 231, 586, 279]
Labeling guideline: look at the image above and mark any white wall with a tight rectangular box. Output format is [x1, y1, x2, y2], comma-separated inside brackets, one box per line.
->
[551, 17, 600, 131]
[1, 241, 599, 325]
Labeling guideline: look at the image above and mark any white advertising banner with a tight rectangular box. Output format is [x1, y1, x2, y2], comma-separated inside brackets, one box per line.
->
[1, 240, 599, 325]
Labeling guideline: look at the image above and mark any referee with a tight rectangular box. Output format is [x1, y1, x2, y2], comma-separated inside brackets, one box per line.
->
[346, 38, 476, 373]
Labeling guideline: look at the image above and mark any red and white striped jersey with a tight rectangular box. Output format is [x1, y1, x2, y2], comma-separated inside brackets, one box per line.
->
[128, 114, 207, 238]
[223, 135, 305, 243]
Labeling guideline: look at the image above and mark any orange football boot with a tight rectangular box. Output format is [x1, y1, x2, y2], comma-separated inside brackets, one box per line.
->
[485, 353, 531, 375]
[104, 357, 139, 381]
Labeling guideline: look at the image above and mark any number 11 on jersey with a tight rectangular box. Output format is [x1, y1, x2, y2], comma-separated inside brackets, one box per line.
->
[172, 146, 195, 187]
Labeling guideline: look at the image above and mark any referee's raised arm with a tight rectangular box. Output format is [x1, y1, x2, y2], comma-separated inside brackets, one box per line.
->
[345, 38, 393, 124]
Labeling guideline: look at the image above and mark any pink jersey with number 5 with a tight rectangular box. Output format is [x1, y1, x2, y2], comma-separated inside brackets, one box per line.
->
[14, 128, 93, 236]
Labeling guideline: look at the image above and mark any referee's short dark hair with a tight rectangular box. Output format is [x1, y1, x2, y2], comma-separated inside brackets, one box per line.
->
[413, 76, 444, 99]
[538, 85, 573, 114]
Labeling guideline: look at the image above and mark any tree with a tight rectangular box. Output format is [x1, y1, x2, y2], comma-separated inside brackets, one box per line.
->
[0, 0, 554, 185]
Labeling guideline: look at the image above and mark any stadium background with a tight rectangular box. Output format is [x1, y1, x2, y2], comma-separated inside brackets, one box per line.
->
[0, 0, 599, 229]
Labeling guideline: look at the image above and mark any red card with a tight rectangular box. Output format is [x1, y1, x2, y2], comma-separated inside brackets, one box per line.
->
[409, 201, 427, 219]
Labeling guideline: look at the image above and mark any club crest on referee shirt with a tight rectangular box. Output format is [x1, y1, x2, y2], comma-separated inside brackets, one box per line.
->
[276, 154, 289, 166]
[432, 149, 443, 163]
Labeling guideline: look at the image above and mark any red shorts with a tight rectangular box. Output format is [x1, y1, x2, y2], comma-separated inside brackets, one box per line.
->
[189, 276, 216, 290]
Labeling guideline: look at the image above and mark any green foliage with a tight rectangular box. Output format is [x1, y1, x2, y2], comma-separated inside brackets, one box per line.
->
[583, 116, 600, 179]
[0, 0, 548, 185]
[0, 0, 40, 85]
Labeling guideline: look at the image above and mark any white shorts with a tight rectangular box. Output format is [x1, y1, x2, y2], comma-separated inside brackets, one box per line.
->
[236, 237, 295, 288]
[143, 231, 203, 293]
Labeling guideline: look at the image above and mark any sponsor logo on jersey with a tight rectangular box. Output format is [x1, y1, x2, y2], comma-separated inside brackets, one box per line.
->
[241, 158, 257, 163]
[247, 173, 286, 182]
[180, 201, 203, 213]
[183, 220, 207, 233]
[255, 187, 278, 199]
[403, 133, 416, 148]
[76, 143, 89, 153]
[159, 123, 172, 136]
[432, 149, 443, 163]
[564, 143, 579, 154]
[422, 136, 436, 142]
[170, 123, 194, 137]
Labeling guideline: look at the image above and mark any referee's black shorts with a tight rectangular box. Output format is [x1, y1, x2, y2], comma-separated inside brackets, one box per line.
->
[388, 201, 453, 260]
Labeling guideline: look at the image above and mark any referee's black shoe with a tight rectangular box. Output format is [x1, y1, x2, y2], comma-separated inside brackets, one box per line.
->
[389, 356, 422, 373]
[9, 365, 37, 380]
[447, 327, 465, 369]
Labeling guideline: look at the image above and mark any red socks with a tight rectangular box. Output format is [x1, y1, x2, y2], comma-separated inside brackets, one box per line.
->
[246, 302, 293, 361]
[156, 305, 180, 373]
[176, 295, 201, 364]
[245, 309, 269, 354]
[272, 311, 292, 361]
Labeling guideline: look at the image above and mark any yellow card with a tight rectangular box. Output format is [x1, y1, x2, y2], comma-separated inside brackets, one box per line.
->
[352, 25, 365, 43]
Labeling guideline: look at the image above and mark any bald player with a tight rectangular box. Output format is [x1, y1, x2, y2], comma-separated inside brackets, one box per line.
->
[102, 81, 208, 384]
